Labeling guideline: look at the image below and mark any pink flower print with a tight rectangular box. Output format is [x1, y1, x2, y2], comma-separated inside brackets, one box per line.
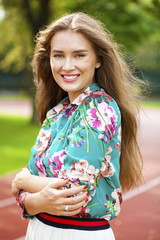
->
[47, 108, 57, 119]
[34, 129, 51, 157]
[100, 161, 115, 177]
[98, 103, 118, 125]
[64, 105, 77, 117]
[72, 89, 91, 105]
[54, 104, 64, 113]
[118, 126, 121, 141]
[65, 160, 99, 186]
[111, 189, 122, 216]
[98, 133, 105, 140]
[74, 206, 91, 218]
[84, 100, 90, 105]
[106, 146, 112, 155]
[48, 150, 66, 177]
[115, 143, 120, 149]
[76, 142, 81, 147]
[100, 146, 115, 177]
[104, 194, 116, 216]
[86, 108, 104, 131]
[112, 188, 123, 204]
[35, 158, 46, 174]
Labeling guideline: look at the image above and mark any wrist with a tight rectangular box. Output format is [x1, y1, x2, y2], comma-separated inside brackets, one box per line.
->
[24, 192, 42, 215]
[15, 174, 28, 190]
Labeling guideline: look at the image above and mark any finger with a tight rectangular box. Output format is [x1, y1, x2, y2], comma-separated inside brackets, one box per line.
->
[59, 207, 83, 217]
[62, 191, 88, 206]
[60, 185, 87, 197]
[48, 179, 69, 189]
[67, 199, 87, 211]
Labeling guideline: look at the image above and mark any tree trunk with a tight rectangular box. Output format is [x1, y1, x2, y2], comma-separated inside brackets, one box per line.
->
[22, 0, 51, 123]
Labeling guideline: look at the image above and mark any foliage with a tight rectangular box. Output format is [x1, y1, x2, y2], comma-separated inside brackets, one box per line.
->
[64, 0, 160, 51]
[136, 33, 160, 72]
[0, 0, 160, 74]
[0, 115, 40, 175]
[135, 32, 160, 96]
[0, 0, 160, 104]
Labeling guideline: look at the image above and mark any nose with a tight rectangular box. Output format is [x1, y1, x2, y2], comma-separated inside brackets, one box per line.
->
[62, 57, 75, 71]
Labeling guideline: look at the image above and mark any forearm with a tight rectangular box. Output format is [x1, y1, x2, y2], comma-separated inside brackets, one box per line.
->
[12, 169, 57, 195]
[17, 175, 55, 193]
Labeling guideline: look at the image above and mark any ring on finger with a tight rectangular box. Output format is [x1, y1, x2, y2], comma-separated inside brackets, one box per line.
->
[65, 205, 69, 211]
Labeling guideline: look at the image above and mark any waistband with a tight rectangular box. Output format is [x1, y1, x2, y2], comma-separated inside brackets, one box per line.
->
[36, 213, 110, 231]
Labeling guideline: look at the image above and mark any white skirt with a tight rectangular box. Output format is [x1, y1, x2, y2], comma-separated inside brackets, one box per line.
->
[25, 217, 115, 240]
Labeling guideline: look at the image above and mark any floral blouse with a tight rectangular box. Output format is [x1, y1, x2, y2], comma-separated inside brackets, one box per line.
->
[24, 83, 122, 221]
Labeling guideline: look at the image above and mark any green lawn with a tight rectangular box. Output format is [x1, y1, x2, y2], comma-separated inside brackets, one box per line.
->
[0, 115, 40, 176]
[140, 100, 160, 108]
[0, 99, 160, 176]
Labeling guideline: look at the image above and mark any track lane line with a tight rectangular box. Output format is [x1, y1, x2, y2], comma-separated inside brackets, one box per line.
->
[123, 176, 160, 200]
[0, 197, 16, 208]
[1, 176, 160, 209]
[11, 176, 160, 240]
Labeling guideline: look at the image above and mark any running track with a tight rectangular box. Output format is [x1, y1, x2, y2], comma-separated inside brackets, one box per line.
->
[0, 100, 160, 240]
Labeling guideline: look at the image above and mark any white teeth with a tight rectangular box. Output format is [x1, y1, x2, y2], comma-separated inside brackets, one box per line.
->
[63, 75, 79, 79]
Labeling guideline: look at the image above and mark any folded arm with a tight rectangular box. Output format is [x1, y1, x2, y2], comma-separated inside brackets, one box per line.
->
[12, 168, 88, 218]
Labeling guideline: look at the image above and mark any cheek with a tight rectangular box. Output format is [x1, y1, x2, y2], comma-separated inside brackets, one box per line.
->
[50, 61, 61, 75]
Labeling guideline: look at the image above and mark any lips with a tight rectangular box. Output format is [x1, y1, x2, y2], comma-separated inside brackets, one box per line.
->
[61, 74, 80, 82]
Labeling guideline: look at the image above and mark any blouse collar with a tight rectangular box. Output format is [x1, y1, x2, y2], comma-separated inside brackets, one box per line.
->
[71, 82, 100, 106]
[47, 83, 101, 118]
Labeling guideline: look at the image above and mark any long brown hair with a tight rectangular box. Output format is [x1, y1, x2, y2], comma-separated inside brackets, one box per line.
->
[32, 12, 143, 192]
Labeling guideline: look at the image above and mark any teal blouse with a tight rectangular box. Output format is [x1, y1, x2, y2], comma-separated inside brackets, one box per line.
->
[28, 83, 122, 221]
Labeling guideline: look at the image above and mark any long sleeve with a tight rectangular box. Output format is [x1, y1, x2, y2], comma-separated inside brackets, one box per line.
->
[61, 93, 122, 220]
[22, 83, 122, 221]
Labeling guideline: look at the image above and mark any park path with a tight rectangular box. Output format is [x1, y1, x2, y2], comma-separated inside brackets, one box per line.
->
[0, 99, 160, 240]
[0, 98, 33, 117]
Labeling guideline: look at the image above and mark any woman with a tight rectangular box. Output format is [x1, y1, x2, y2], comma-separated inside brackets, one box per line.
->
[12, 12, 143, 239]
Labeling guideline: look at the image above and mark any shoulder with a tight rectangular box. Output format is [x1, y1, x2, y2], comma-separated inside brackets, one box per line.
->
[79, 87, 121, 119]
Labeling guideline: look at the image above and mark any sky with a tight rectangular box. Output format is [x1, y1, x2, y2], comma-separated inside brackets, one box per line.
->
[0, 7, 5, 21]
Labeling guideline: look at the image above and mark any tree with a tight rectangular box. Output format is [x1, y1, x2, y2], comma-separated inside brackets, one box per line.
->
[0, 0, 52, 122]
[63, 0, 160, 51]
[0, 0, 160, 120]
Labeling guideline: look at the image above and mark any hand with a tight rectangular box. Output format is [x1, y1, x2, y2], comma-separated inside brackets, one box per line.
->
[11, 168, 31, 196]
[25, 180, 89, 217]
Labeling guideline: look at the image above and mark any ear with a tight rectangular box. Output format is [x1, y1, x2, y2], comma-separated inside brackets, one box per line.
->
[95, 59, 101, 69]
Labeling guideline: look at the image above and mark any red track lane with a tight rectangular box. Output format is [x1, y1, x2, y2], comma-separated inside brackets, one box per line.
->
[0, 107, 160, 240]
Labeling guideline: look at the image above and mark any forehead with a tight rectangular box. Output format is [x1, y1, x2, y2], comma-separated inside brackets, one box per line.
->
[50, 29, 93, 50]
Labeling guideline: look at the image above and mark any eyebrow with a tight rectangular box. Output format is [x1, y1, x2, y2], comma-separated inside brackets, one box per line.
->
[51, 49, 88, 53]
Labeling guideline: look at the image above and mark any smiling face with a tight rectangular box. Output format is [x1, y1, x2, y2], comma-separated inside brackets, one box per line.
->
[50, 30, 101, 102]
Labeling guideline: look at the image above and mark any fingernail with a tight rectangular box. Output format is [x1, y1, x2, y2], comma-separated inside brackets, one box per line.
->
[81, 207, 84, 212]
[64, 177, 69, 181]
[85, 198, 89, 202]
[84, 185, 88, 190]
[87, 192, 90, 196]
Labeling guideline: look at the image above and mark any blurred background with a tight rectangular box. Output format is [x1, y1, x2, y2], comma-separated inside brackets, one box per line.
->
[0, 0, 160, 175]
[0, 1, 160, 239]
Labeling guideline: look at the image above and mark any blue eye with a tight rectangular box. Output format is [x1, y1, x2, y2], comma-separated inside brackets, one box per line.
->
[76, 54, 85, 58]
[53, 54, 63, 58]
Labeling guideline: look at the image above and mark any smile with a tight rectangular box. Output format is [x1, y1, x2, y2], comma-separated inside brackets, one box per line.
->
[61, 74, 80, 82]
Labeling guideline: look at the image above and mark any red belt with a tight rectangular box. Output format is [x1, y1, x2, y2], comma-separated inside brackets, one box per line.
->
[36, 213, 110, 231]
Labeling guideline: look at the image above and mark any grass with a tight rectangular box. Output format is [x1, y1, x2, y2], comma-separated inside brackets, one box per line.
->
[140, 100, 160, 108]
[0, 115, 40, 176]
[0, 99, 160, 176]
[0, 92, 31, 100]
